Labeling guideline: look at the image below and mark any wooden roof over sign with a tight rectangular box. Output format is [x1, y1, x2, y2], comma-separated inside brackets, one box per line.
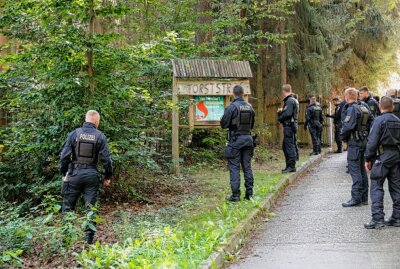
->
[172, 59, 253, 78]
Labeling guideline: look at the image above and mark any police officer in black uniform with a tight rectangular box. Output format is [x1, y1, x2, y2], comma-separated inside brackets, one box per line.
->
[293, 93, 300, 161]
[359, 86, 380, 117]
[221, 86, 255, 202]
[278, 84, 299, 173]
[304, 96, 323, 155]
[325, 96, 344, 153]
[364, 97, 400, 229]
[386, 89, 400, 119]
[60, 110, 113, 244]
[341, 88, 373, 207]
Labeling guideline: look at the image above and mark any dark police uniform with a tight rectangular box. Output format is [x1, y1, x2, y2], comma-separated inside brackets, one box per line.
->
[389, 95, 400, 119]
[293, 97, 300, 161]
[221, 97, 255, 200]
[340, 101, 373, 206]
[364, 95, 380, 117]
[60, 122, 113, 243]
[305, 103, 323, 154]
[364, 112, 400, 228]
[278, 94, 299, 171]
[326, 101, 344, 152]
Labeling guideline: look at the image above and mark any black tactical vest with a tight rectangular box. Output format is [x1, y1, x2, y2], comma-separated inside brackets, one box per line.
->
[382, 118, 400, 147]
[393, 98, 400, 119]
[356, 104, 370, 132]
[74, 128, 100, 165]
[232, 101, 254, 132]
[313, 106, 322, 121]
[293, 98, 299, 122]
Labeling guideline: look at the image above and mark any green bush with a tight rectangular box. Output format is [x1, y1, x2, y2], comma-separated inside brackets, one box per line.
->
[0, 196, 84, 267]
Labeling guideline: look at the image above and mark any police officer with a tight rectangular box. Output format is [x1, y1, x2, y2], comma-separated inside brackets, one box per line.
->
[221, 85, 255, 202]
[341, 88, 373, 207]
[325, 96, 343, 153]
[278, 84, 299, 173]
[386, 89, 400, 119]
[293, 93, 300, 161]
[364, 97, 400, 229]
[304, 96, 323, 155]
[359, 86, 380, 117]
[60, 110, 113, 244]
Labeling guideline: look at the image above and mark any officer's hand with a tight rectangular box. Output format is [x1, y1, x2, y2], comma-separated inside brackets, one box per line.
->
[365, 162, 372, 171]
[277, 108, 283, 113]
[103, 179, 111, 186]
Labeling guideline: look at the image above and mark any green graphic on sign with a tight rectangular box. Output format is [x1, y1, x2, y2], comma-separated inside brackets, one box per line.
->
[195, 96, 225, 122]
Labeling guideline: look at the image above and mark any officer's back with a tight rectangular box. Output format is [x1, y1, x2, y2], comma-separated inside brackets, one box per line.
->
[221, 85, 255, 202]
[60, 110, 112, 244]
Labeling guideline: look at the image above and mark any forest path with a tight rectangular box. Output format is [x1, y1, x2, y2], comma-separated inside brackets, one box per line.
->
[229, 152, 400, 269]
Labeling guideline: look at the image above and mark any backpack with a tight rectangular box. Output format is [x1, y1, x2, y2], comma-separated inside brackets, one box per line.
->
[356, 104, 370, 132]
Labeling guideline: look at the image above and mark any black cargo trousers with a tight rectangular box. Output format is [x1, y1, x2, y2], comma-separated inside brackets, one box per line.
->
[334, 123, 342, 151]
[347, 139, 369, 203]
[225, 134, 255, 198]
[282, 124, 297, 169]
[61, 165, 100, 241]
[370, 151, 400, 221]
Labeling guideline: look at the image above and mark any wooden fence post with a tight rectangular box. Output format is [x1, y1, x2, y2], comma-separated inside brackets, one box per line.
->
[172, 77, 180, 175]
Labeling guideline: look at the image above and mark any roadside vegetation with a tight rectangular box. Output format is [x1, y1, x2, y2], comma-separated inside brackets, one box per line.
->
[0, 0, 400, 268]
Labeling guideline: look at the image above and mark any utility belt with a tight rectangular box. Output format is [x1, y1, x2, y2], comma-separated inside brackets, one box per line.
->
[378, 145, 400, 154]
[282, 121, 295, 127]
[351, 131, 368, 141]
[228, 130, 251, 141]
[73, 163, 97, 169]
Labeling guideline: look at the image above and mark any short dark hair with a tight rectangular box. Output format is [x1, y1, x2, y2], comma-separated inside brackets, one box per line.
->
[359, 86, 369, 93]
[233, 85, 244, 96]
[381, 96, 394, 111]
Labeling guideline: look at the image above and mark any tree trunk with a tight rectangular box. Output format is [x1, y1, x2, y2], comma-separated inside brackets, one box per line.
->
[196, 0, 212, 46]
[87, 0, 95, 99]
[280, 20, 287, 85]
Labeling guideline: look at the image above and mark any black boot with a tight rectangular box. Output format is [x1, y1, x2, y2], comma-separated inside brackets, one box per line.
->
[364, 219, 385, 229]
[244, 194, 253, 200]
[226, 195, 240, 202]
[335, 149, 342, 153]
[84, 232, 94, 245]
[282, 167, 296, 173]
[385, 217, 400, 227]
[342, 199, 362, 207]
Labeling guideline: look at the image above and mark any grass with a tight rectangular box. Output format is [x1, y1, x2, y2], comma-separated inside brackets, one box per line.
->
[0, 148, 312, 268]
[76, 154, 308, 269]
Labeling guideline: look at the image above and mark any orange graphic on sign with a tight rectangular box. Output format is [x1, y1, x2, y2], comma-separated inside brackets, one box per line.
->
[196, 100, 209, 119]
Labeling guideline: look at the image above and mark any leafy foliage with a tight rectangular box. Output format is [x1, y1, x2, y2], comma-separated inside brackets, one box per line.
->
[0, 0, 196, 200]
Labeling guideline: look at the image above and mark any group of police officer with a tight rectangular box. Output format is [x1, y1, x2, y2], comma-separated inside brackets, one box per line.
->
[59, 85, 400, 244]
[338, 87, 400, 229]
[219, 83, 400, 230]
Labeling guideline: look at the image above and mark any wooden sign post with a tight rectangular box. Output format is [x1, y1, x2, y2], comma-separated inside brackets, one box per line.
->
[171, 59, 253, 175]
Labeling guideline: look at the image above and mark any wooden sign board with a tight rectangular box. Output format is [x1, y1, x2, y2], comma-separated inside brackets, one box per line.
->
[171, 59, 253, 175]
[177, 80, 251, 96]
[194, 96, 225, 126]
